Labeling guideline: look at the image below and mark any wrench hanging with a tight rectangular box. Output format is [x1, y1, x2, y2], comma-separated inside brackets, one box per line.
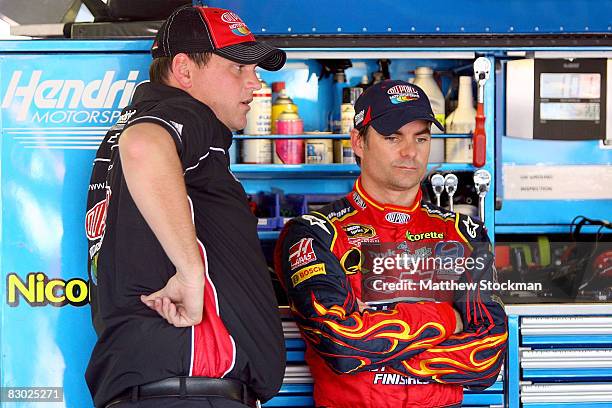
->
[473, 57, 491, 168]
[473, 169, 491, 222]
[444, 173, 458, 212]
[430, 174, 445, 207]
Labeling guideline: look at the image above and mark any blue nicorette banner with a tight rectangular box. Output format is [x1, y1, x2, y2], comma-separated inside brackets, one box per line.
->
[1, 48, 151, 407]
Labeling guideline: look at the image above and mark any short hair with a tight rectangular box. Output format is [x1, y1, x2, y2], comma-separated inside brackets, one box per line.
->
[354, 124, 370, 166]
[149, 52, 213, 84]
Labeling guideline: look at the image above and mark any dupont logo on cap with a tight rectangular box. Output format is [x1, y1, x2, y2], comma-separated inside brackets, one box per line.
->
[387, 84, 419, 96]
[220, 11, 241, 23]
[200, 7, 255, 47]
[150, 5, 286, 71]
[387, 84, 419, 105]
[219, 11, 251, 36]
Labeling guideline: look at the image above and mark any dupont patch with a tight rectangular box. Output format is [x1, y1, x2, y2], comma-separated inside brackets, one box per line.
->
[385, 212, 410, 224]
[86, 188, 111, 241]
[387, 84, 419, 104]
[291, 263, 326, 287]
[289, 238, 317, 270]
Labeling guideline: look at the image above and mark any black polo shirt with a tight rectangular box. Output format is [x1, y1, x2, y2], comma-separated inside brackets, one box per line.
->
[85, 83, 285, 407]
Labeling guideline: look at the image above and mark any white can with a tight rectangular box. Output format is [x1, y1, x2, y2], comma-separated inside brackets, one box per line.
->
[334, 139, 356, 164]
[241, 139, 273, 164]
[244, 77, 271, 135]
[305, 139, 333, 164]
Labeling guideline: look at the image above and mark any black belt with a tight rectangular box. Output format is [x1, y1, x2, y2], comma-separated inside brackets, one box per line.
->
[105, 377, 260, 408]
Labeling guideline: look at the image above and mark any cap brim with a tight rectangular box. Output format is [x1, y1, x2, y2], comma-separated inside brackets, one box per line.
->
[370, 106, 445, 136]
[215, 41, 286, 71]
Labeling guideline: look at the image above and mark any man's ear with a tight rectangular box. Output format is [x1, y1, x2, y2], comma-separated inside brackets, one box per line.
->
[169, 53, 192, 89]
[350, 127, 364, 159]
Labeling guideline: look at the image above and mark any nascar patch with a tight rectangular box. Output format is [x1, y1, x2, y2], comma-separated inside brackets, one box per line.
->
[291, 263, 326, 287]
[343, 224, 376, 238]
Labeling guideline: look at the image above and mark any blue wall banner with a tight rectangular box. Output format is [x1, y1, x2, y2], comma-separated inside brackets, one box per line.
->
[0, 48, 151, 408]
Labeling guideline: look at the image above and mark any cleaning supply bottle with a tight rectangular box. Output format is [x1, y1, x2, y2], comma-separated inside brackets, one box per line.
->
[446, 76, 476, 163]
[412, 66, 445, 134]
[447, 76, 476, 133]
[329, 70, 348, 133]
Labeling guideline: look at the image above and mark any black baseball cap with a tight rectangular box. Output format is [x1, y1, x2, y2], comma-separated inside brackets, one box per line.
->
[151, 6, 286, 71]
[353, 80, 444, 135]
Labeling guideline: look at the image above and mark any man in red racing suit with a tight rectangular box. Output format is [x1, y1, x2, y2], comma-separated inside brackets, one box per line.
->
[274, 80, 507, 408]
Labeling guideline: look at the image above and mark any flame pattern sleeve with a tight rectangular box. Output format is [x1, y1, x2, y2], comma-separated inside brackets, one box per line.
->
[274, 215, 458, 374]
[395, 247, 508, 389]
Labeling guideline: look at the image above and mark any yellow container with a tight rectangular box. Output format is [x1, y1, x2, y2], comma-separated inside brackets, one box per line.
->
[271, 90, 297, 134]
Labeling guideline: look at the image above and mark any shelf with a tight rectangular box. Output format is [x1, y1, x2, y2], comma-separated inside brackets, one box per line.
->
[233, 163, 360, 178]
[232, 163, 475, 178]
[522, 335, 612, 346]
[258, 231, 280, 240]
[235, 133, 472, 140]
[522, 368, 612, 380]
[496, 224, 612, 234]
[462, 393, 504, 406]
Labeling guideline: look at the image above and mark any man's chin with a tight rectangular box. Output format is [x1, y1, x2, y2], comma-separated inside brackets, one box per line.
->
[390, 178, 422, 192]
[229, 120, 247, 132]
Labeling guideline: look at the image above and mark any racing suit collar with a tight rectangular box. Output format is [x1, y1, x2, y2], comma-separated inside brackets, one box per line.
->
[350, 177, 422, 226]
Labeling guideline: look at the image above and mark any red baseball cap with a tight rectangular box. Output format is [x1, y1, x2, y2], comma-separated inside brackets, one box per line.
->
[151, 5, 286, 71]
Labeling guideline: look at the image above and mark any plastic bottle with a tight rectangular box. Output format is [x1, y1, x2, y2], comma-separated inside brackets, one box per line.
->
[372, 72, 384, 85]
[358, 75, 370, 92]
[446, 76, 476, 163]
[412, 67, 445, 134]
[329, 71, 348, 133]
[340, 87, 363, 134]
[447, 76, 476, 133]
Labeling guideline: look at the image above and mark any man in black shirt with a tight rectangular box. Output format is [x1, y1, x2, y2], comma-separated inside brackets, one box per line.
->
[85, 5, 286, 408]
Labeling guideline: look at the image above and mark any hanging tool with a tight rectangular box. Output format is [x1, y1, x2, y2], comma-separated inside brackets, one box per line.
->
[444, 173, 458, 211]
[430, 174, 445, 207]
[473, 169, 491, 222]
[472, 57, 491, 168]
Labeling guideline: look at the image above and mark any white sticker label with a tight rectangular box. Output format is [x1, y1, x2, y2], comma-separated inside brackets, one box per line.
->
[504, 165, 612, 200]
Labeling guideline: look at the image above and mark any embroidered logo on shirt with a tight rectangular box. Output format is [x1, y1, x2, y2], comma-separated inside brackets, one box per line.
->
[302, 214, 331, 235]
[405, 231, 445, 242]
[291, 263, 327, 287]
[289, 238, 317, 270]
[86, 188, 111, 241]
[463, 216, 479, 239]
[343, 224, 376, 238]
[352, 192, 367, 209]
[385, 212, 410, 224]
